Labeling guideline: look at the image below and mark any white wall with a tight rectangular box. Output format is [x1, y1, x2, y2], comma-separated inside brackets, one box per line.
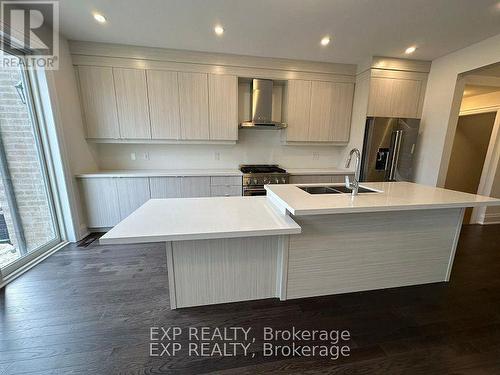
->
[95, 129, 342, 170]
[47, 37, 98, 238]
[414, 33, 500, 187]
[337, 71, 370, 166]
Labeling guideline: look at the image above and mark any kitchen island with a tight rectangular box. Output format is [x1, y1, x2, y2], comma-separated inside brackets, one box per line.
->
[101, 182, 500, 309]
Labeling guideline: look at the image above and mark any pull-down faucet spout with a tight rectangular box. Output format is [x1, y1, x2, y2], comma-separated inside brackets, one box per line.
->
[345, 148, 361, 196]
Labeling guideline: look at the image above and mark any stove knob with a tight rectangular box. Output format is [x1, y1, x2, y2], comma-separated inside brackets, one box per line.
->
[281, 177, 287, 184]
[274, 177, 279, 184]
[253, 178, 258, 185]
[263, 178, 269, 185]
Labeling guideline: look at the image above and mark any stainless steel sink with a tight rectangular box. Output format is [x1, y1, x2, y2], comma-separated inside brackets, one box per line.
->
[299, 186, 342, 194]
[298, 185, 380, 195]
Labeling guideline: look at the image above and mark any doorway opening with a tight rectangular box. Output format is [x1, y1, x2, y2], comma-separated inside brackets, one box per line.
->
[444, 62, 500, 224]
[444, 112, 497, 223]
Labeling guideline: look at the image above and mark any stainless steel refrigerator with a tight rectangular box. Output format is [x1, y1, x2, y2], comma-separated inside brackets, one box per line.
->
[360, 117, 420, 182]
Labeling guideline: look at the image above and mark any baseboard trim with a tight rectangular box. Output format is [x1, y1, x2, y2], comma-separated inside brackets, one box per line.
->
[482, 213, 500, 225]
[0, 241, 68, 288]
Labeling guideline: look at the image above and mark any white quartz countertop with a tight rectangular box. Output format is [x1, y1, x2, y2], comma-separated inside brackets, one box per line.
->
[100, 196, 301, 244]
[266, 181, 500, 216]
[76, 168, 353, 178]
[285, 168, 353, 175]
[76, 169, 242, 178]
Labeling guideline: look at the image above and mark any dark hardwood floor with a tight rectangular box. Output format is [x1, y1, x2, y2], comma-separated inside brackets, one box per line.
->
[1, 224, 500, 374]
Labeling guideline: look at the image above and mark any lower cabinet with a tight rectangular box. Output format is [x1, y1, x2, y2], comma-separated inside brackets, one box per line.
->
[116, 178, 150, 219]
[80, 177, 150, 228]
[80, 175, 242, 228]
[150, 177, 211, 198]
[79, 178, 121, 228]
[209, 176, 242, 197]
[289, 174, 352, 184]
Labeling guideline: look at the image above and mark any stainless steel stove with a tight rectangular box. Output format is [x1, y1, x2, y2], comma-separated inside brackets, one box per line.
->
[240, 164, 289, 196]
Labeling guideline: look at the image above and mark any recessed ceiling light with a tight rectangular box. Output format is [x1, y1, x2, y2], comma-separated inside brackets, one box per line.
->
[320, 36, 331, 46]
[93, 13, 107, 23]
[214, 25, 224, 36]
[405, 46, 417, 54]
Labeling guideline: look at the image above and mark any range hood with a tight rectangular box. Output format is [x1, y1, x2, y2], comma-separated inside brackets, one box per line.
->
[239, 79, 287, 129]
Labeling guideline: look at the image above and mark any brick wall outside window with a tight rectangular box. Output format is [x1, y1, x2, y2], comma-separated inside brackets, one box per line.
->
[0, 67, 55, 267]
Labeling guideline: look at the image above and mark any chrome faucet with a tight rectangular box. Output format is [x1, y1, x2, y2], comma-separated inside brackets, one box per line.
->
[345, 148, 361, 196]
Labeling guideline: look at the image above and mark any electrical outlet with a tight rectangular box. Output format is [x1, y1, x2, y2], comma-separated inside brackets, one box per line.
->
[130, 152, 136, 161]
[214, 152, 220, 161]
[312, 152, 320, 160]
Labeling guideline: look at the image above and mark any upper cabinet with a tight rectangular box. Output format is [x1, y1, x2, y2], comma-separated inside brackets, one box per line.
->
[77, 67, 238, 142]
[72, 43, 362, 144]
[147, 70, 181, 140]
[178, 72, 210, 140]
[209, 74, 238, 140]
[284, 80, 354, 143]
[331, 83, 355, 142]
[283, 80, 312, 142]
[365, 60, 429, 119]
[113, 68, 151, 139]
[77, 66, 119, 139]
[367, 76, 423, 118]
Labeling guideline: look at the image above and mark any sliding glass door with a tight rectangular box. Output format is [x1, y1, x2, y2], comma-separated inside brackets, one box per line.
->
[0, 51, 61, 281]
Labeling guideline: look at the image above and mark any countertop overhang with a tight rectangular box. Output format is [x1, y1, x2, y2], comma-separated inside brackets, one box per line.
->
[100, 196, 301, 245]
[265, 181, 500, 216]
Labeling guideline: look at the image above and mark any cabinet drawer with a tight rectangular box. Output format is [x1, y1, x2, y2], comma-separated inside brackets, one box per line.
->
[211, 185, 242, 197]
[210, 176, 242, 186]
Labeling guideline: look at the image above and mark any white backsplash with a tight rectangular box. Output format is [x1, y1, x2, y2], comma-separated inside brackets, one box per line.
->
[95, 129, 346, 170]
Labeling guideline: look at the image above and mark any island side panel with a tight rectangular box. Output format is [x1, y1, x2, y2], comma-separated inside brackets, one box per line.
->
[287, 208, 464, 300]
[171, 235, 284, 308]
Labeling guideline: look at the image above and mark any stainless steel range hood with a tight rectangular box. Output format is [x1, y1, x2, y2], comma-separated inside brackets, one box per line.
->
[239, 79, 287, 129]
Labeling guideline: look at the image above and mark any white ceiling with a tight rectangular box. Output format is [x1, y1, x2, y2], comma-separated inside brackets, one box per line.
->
[59, 0, 500, 64]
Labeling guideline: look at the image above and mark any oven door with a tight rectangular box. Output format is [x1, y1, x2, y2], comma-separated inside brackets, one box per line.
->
[243, 187, 267, 196]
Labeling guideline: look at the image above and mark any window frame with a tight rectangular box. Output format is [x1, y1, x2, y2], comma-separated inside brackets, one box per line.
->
[0, 51, 64, 281]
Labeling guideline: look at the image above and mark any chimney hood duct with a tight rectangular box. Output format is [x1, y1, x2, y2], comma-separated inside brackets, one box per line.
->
[239, 79, 287, 129]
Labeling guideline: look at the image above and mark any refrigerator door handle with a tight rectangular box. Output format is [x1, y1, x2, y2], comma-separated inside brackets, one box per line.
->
[388, 130, 403, 181]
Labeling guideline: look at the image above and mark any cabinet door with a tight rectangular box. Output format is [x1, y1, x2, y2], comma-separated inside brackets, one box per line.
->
[179, 177, 211, 197]
[309, 81, 334, 141]
[115, 178, 151, 219]
[178, 72, 210, 140]
[209, 74, 238, 140]
[113, 68, 151, 139]
[77, 66, 119, 139]
[149, 177, 181, 198]
[368, 77, 421, 118]
[308, 81, 354, 142]
[284, 80, 311, 141]
[331, 82, 354, 142]
[79, 178, 120, 227]
[147, 70, 180, 140]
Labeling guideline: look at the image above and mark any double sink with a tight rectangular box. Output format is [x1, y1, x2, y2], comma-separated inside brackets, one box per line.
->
[298, 185, 379, 195]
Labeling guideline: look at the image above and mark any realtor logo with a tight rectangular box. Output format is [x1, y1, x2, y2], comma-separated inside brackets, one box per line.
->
[1, 0, 59, 69]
